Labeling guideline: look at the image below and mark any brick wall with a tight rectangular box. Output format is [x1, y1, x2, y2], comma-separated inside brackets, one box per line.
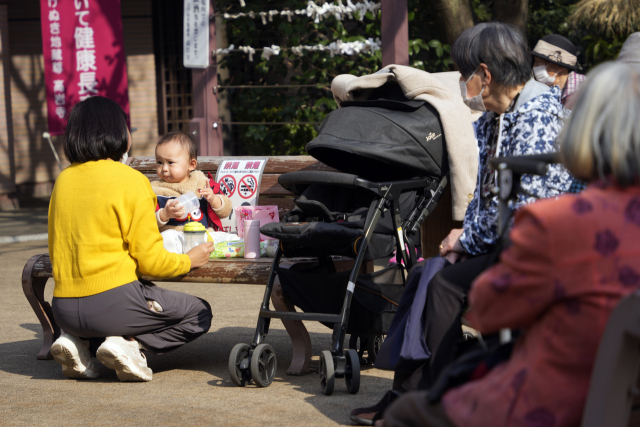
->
[2, 0, 159, 197]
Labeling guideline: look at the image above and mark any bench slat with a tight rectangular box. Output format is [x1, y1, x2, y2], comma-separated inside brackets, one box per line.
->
[139, 172, 291, 197]
[129, 156, 336, 174]
[30, 254, 320, 285]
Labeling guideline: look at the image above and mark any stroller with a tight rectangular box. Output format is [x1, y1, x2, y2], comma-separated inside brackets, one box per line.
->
[227, 82, 451, 395]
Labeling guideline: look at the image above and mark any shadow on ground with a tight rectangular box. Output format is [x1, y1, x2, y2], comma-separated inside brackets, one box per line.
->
[1, 323, 390, 425]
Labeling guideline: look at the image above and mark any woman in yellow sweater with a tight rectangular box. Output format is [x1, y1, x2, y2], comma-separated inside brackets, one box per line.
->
[48, 96, 214, 382]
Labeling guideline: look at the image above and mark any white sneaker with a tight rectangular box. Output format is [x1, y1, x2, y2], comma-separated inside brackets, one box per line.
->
[50, 332, 100, 379]
[96, 337, 153, 382]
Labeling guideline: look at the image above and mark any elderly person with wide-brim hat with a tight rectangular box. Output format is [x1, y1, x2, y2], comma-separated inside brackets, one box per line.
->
[532, 34, 586, 108]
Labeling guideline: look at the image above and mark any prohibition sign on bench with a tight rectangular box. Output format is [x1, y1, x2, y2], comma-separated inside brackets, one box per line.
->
[239, 174, 258, 199]
[219, 175, 236, 197]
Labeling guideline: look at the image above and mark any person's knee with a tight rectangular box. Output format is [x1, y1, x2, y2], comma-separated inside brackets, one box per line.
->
[429, 269, 466, 301]
[196, 297, 213, 332]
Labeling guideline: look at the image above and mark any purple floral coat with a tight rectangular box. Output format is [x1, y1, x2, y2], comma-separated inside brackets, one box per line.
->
[442, 183, 640, 427]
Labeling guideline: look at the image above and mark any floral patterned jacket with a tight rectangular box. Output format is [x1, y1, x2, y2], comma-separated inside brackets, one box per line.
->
[459, 81, 574, 255]
[443, 184, 640, 427]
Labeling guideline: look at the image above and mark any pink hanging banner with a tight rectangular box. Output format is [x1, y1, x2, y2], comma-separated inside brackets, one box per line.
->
[40, 0, 130, 135]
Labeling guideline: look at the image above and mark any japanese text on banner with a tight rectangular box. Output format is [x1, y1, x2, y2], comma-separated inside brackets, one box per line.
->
[39, 0, 130, 135]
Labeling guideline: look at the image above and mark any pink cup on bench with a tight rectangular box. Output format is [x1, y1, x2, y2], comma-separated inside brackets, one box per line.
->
[244, 220, 261, 259]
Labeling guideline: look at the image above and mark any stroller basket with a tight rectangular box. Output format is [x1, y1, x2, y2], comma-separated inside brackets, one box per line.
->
[261, 221, 396, 261]
[278, 263, 405, 336]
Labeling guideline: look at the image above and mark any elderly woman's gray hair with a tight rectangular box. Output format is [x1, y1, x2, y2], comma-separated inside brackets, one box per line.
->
[559, 62, 640, 186]
[451, 22, 531, 87]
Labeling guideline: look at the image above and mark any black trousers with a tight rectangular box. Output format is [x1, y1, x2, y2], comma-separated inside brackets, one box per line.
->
[394, 252, 497, 391]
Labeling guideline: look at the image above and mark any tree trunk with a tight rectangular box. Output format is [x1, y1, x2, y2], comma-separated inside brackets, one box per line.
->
[493, 0, 529, 36]
[431, 0, 475, 46]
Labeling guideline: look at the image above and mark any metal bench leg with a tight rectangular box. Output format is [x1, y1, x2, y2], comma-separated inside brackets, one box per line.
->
[21, 255, 59, 360]
[270, 276, 313, 375]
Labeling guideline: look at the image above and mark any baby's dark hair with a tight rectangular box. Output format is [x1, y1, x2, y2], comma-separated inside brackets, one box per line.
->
[157, 132, 198, 160]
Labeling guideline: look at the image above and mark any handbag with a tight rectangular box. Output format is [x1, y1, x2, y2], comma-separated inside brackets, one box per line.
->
[427, 335, 514, 403]
[235, 205, 279, 241]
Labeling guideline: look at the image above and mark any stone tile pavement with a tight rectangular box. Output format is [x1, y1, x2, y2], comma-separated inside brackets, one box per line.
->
[0, 226, 394, 425]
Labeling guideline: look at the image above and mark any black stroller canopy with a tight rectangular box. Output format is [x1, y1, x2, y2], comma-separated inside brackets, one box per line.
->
[306, 82, 447, 182]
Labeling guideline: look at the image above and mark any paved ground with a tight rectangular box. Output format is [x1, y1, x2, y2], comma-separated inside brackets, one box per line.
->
[0, 198, 49, 242]
[0, 235, 393, 426]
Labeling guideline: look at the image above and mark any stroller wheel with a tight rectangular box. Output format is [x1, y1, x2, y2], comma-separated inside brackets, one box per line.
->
[319, 350, 335, 395]
[229, 343, 251, 387]
[344, 349, 361, 394]
[366, 335, 384, 364]
[250, 344, 277, 387]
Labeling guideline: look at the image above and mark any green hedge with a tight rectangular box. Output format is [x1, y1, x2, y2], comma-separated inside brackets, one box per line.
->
[216, 0, 627, 156]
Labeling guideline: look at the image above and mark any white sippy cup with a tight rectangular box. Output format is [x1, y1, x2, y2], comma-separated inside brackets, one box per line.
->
[175, 191, 200, 215]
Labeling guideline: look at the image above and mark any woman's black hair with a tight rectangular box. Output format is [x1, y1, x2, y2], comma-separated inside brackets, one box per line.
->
[452, 22, 531, 88]
[63, 96, 129, 163]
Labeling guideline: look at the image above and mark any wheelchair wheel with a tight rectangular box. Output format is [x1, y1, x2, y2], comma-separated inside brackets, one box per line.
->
[344, 349, 361, 394]
[319, 350, 335, 395]
[349, 335, 369, 365]
[229, 343, 251, 387]
[250, 343, 277, 387]
[366, 335, 384, 364]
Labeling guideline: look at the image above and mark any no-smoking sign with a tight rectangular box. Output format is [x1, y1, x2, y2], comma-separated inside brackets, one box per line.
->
[239, 174, 257, 199]
[219, 175, 236, 197]
[214, 158, 267, 233]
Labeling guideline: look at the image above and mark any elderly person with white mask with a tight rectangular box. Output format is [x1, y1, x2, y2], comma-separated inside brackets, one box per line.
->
[380, 60, 640, 427]
[350, 22, 575, 426]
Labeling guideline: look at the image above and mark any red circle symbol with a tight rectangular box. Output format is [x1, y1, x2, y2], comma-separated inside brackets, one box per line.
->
[239, 174, 258, 199]
[218, 175, 236, 197]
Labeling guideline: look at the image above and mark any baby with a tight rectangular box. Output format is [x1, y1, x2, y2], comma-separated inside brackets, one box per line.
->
[151, 132, 233, 253]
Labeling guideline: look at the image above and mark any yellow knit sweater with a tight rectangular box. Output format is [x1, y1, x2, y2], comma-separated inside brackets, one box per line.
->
[48, 160, 191, 298]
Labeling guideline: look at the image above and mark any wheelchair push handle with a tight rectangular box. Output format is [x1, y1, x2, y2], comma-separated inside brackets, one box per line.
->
[491, 153, 560, 176]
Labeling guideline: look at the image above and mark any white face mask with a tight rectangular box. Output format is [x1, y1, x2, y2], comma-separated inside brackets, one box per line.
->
[120, 151, 128, 164]
[459, 67, 487, 113]
[533, 65, 556, 86]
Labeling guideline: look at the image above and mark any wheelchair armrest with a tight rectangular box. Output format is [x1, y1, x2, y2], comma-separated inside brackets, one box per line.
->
[491, 153, 560, 176]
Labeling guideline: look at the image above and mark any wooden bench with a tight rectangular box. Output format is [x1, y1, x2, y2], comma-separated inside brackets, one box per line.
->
[22, 155, 369, 375]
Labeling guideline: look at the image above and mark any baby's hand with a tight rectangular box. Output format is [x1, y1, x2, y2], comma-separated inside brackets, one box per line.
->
[199, 188, 222, 209]
[162, 199, 185, 221]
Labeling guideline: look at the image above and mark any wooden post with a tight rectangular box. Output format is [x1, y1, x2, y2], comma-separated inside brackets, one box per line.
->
[0, 0, 17, 210]
[189, 0, 223, 156]
[381, 0, 409, 67]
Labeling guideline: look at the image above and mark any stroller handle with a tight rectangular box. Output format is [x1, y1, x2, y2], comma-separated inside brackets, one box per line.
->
[279, 171, 358, 194]
[491, 153, 560, 176]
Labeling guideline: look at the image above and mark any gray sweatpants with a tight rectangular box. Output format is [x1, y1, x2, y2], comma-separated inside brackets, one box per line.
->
[52, 280, 212, 355]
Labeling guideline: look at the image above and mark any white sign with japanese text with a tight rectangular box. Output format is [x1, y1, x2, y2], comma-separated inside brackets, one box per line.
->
[183, 0, 209, 69]
[215, 158, 268, 233]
